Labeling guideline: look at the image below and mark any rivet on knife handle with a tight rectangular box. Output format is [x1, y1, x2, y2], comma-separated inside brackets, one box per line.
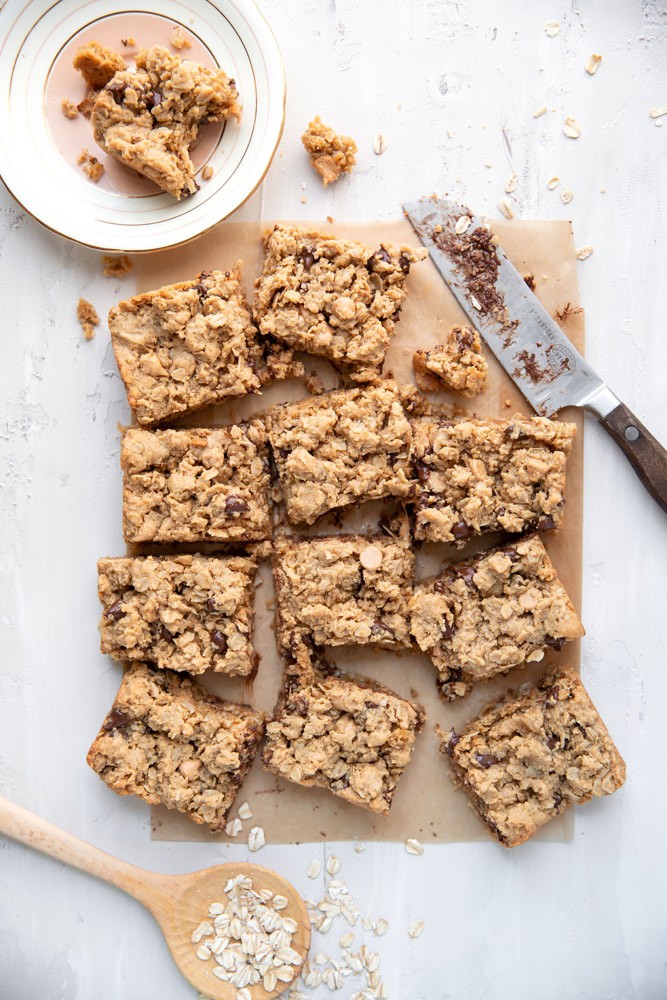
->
[599, 403, 667, 513]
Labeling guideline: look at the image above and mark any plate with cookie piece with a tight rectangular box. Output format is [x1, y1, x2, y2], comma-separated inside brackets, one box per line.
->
[0, 0, 285, 252]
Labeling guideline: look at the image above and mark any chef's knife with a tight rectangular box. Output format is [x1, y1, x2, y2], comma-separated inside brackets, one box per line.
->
[403, 196, 667, 514]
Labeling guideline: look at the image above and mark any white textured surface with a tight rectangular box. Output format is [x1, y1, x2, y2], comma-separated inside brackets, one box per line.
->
[1, 1, 666, 998]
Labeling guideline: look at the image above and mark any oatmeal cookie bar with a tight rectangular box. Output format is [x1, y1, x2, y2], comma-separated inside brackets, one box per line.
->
[301, 116, 357, 186]
[109, 267, 262, 426]
[263, 639, 425, 814]
[273, 532, 414, 651]
[413, 415, 576, 544]
[410, 534, 584, 699]
[254, 225, 427, 381]
[92, 46, 240, 199]
[73, 41, 127, 90]
[439, 667, 626, 846]
[412, 326, 488, 397]
[87, 663, 265, 830]
[98, 554, 257, 676]
[121, 422, 271, 543]
[267, 381, 413, 525]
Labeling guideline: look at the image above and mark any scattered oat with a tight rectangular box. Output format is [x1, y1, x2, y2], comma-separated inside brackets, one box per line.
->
[505, 172, 518, 194]
[560, 189, 574, 205]
[544, 20, 560, 37]
[373, 919, 389, 937]
[484, 160, 492, 168]
[201, 164, 214, 181]
[504, 398, 512, 407]
[575, 245, 593, 260]
[170, 25, 191, 50]
[307, 859, 322, 879]
[373, 133, 388, 155]
[237, 802, 253, 821]
[455, 214, 472, 235]
[408, 920, 425, 939]
[563, 116, 581, 139]
[77, 298, 99, 341]
[225, 817, 242, 838]
[404, 838, 424, 856]
[300, 195, 308, 204]
[585, 53, 602, 75]
[248, 826, 265, 851]
[339, 931, 355, 948]
[102, 254, 133, 278]
[77, 149, 105, 182]
[650, 107, 667, 119]
[61, 98, 78, 120]
[120, 37, 137, 47]
[533, 106, 547, 118]
[498, 197, 514, 219]
[353, 843, 365, 853]
[470, 294, 482, 310]
[547, 176, 559, 190]
[326, 855, 341, 876]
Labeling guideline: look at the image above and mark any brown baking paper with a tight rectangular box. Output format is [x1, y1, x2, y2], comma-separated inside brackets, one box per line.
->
[130, 218, 584, 844]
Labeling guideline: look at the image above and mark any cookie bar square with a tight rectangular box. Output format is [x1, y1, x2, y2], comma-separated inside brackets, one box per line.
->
[87, 663, 265, 830]
[266, 381, 414, 525]
[254, 224, 426, 380]
[109, 267, 262, 426]
[412, 415, 576, 544]
[410, 534, 584, 699]
[273, 532, 414, 651]
[92, 46, 240, 198]
[121, 422, 271, 543]
[440, 667, 626, 846]
[412, 326, 488, 397]
[98, 554, 257, 676]
[262, 639, 425, 815]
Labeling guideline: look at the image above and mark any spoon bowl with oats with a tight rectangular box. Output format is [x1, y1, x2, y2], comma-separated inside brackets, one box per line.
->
[0, 793, 311, 998]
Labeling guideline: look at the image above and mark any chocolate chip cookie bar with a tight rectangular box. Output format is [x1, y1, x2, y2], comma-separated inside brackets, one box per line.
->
[267, 381, 414, 525]
[263, 639, 425, 815]
[301, 116, 357, 185]
[121, 422, 271, 543]
[410, 534, 584, 699]
[412, 415, 576, 544]
[98, 554, 257, 676]
[412, 326, 488, 397]
[87, 662, 265, 830]
[440, 667, 626, 846]
[109, 268, 262, 426]
[273, 532, 414, 651]
[254, 225, 427, 381]
[92, 46, 240, 198]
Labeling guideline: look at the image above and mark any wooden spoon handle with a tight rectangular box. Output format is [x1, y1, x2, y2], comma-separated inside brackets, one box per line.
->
[0, 793, 170, 911]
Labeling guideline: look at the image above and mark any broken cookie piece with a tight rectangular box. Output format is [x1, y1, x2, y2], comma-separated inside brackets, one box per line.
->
[77, 297, 100, 340]
[412, 326, 488, 397]
[439, 667, 626, 846]
[91, 45, 240, 198]
[263, 638, 424, 815]
[410, 534, 584, 699]
[273, 532, 414, 651]
[301, 116, 357, 185]
[73, 41, 127, 90]
[87, 662, 265, 830]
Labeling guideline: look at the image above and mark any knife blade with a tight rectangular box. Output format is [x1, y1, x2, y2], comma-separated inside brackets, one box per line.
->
[403, 195, 667, 513]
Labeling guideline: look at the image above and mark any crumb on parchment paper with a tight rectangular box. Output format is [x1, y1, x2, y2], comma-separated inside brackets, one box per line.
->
[102, 255, 133, 278]
[77, 298, 100, 340]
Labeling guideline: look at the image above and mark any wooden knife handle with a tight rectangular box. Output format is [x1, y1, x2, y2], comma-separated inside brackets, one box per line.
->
[600, 402, 667, 513]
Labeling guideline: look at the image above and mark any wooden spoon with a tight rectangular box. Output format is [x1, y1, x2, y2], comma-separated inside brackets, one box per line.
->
[0, 793, 311, 998]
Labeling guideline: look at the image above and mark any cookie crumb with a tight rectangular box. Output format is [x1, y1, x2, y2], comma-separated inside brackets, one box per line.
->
[121, 37, 137, 47]
[78, 148, 105, 183]
[102, 254, 133, 277]
[413, 326, 488, 398]
[170, 25, 191, 50]
[61, 98, 78, 120]
[301, 116, 357, 186]
[563, 116, 581, 139]
[504, 398, 512, 407]
[201, 164, 214, 181]
[523, 272, 536, 290]
[77, 94, 96, 119]
[585, 53, 602, 75]
[77, 298, 100, 340]
[304, 370, 325, 395]
[533, 106, 547, 118]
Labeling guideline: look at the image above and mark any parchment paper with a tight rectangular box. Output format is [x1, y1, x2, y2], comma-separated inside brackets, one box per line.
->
[129, 218, 585, 844]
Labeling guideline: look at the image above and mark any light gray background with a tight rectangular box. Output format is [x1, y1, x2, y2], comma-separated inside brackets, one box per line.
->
[1, 2, 666, 998]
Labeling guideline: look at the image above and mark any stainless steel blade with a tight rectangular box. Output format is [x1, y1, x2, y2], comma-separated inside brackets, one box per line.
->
[403, 196, 619, 418]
